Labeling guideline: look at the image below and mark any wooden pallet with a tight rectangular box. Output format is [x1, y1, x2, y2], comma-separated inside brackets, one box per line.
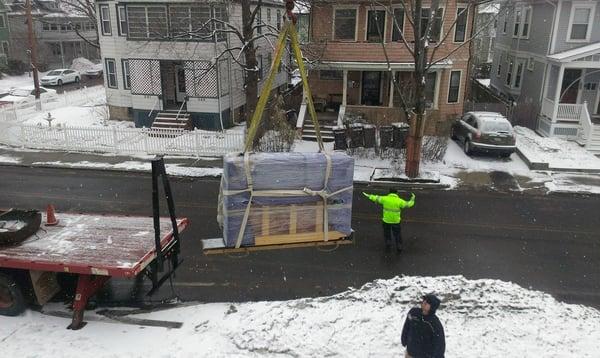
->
[201, 235, 353, 255]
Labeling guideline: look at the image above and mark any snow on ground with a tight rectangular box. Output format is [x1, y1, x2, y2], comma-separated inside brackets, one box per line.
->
[1, 275, 599, 357]
[31, 160, 222, 177]
[23, 103, 133, 128]
[515, 126, 600, 171]
[476, 78, 491, 88]
[0, 154, 21, 164]
[543, 172, 600, 194]
[0, 72, 49, 91]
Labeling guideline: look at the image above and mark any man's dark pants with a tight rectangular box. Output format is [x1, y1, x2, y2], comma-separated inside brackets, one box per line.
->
[382, 222, 402, 250]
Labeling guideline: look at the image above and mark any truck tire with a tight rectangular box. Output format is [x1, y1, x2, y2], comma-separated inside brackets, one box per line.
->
[0, 273, 26, 316]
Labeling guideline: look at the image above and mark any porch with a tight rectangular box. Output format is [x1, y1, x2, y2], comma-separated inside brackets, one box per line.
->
[306, 61, 452, 128]
[538, 43, 600, 153]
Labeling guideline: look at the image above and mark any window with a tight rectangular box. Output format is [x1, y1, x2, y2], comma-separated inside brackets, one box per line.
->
[514, 61, 524, 88]
[521, 7, 531, 37]
[213, 6, 228, 41]
[60, 23, 69, 31]
[527, 57, 535, 71]
[506, 58, 513, 86]
[496, 54, 502, 77]
[568, 4, 594, 41]
[117, 6, 128, 35]
[276, 10, 281, 30]
[0, 14, 6, 28]
[391, 8, 405, 41]
[49, 43, 62, 56]
[1, 41, 9, 57]
[424, 72, 437, 109]
[513, 8, 521, 36]
[454, 7, 468, 42]
[448, 71, 461, 103]
[257, 55, 263, 80]
[100, 5, 111, 36]
[319, 70, 343, 80]
[127, 6, 168, 39]
[122, 60, 130, 89]
[170, 5, 211, 39]
[266, 53, 272, 76]
[256, 8, 262, 34]
[502, 14, 507, 33]
[420, 8, 444, 42]
[334, 8, 357, 41]
[366, 10, 386, 42]
[267, 8, 271, 24]
[105, 58, 117, 89]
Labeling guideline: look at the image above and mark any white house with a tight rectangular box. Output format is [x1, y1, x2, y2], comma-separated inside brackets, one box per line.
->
[97, 0, 288, 130]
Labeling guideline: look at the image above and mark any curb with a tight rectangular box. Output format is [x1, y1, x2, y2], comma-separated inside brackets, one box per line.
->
[516, 147, 600, 173]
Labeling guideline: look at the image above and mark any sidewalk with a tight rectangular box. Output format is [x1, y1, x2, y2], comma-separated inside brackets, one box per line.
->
[0, 146, 223, 177]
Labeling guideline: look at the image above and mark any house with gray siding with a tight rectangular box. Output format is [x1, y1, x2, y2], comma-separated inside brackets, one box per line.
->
[96, 0, 288, 130]
[490, 0, 600, 153]
[5, 0, 99, 69]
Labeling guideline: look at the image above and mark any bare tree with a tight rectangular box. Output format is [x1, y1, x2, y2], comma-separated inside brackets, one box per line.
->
[356, 0, 500, 177]
[58, 0, 99, 48]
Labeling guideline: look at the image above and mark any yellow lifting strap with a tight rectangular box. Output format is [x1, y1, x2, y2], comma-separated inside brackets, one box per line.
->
[244, 20, 324, 152]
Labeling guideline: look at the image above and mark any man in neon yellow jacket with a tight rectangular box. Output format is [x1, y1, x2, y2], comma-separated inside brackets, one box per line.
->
[363, 189, 415, 253]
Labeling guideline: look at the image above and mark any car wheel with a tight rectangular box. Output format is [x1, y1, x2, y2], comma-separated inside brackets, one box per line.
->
[0, 273, 26, 317]
[464, 139, 472, 155]
[450, 128, 458, 140]
[501, 152, 512, 158]
[57, 79, 63, 86]
[75, 77, 80, 83]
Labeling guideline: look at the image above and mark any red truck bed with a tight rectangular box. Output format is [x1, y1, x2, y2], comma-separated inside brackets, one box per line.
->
[0, 213, 189, 278]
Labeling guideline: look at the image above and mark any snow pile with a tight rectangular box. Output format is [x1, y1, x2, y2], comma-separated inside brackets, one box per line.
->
[31, 160, 223, 177]
[2, 275, 599, 357]
[515, 126, 600, 171]
[71, 57, 102, 73]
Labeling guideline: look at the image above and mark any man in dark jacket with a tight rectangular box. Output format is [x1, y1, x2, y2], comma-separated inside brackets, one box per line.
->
[401, 294, 445, 358]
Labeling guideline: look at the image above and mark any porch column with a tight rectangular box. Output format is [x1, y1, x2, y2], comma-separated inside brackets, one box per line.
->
[388, 70, 395, 107]
[342, 69, 348, 106]
[553, 64, 564, 122]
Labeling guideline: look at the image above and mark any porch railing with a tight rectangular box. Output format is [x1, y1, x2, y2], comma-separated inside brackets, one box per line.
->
[556, 103, 582, 121]
[540, 98, 583, 122]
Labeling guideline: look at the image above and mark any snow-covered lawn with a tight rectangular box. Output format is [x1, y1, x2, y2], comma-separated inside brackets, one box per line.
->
[1, 275, 598, 357]
[30, 160, 222, 177]
[0, 72, 49, 92]
[23, 102, 134, 129]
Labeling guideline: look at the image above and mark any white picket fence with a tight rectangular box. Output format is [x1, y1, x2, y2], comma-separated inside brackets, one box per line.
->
[0, 86, 105, 122]
[0, 122, 246, 157]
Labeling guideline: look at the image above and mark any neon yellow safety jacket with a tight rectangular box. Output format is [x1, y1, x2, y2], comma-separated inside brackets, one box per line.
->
[364, 192, 415, 224]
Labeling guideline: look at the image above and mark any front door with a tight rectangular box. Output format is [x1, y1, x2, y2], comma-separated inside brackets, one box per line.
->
[175, 66, 187, 103]
[361, 71, 382, 106]
[560, 69, 582, 104]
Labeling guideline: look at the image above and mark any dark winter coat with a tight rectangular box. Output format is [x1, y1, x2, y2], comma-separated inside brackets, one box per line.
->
[401, 304, 445, 358]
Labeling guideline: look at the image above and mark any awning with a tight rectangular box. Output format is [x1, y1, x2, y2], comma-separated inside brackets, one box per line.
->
[547, 42, 600, 63]
[314, 60, 453, 71]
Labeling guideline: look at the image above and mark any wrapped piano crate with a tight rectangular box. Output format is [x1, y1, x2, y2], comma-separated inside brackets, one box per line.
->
[218, 152, 354, 248]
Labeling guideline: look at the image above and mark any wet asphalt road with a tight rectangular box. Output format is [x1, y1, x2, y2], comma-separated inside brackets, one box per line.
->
[0, 166, 598, 308]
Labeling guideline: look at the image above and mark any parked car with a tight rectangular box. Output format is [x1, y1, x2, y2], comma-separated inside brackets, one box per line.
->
[40, 69, 80, 86]
[451, 111, 516, 157]
[0, 86, 58, 107]
[83, 64, 103, 78]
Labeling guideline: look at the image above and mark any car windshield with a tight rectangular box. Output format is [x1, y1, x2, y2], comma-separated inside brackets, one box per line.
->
[9, 89, 31, 97]
[481, 119, 511, 132]
[47, 70, 63, 76]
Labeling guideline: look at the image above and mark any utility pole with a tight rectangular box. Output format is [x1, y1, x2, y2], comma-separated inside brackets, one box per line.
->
[26, 0, 40, 100]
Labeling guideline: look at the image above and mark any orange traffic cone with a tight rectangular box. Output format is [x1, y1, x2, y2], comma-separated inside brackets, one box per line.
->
[46, 204, 59, 226]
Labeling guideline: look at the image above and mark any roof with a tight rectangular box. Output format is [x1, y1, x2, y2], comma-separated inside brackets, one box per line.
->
[547, 42, 600, 62]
